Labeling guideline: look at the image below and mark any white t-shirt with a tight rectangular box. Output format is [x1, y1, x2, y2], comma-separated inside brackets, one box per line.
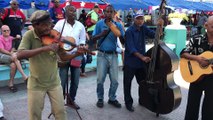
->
[53, 19, 86, 53]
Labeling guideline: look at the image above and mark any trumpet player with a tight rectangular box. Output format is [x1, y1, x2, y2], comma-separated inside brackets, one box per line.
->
[92, 4, 125, 108]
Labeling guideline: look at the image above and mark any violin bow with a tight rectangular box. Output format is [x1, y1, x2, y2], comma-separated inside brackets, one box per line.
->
[58, 18, 67, 40]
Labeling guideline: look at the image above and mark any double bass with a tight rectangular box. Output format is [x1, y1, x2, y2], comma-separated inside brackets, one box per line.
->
[139, 0, 181, 116]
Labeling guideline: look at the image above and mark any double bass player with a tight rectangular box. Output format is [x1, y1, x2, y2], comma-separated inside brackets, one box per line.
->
[124, 10, 164, 112]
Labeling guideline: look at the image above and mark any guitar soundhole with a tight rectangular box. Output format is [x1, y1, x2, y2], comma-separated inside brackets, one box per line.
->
[187, 61, 193, 75]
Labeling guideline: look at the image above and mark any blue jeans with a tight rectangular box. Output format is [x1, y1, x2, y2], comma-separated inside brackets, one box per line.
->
[59, 59, 81, 101]
[96, 52, 119, 101]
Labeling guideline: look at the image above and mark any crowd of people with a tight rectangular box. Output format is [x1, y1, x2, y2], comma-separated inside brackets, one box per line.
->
[0, 0, 212, 120]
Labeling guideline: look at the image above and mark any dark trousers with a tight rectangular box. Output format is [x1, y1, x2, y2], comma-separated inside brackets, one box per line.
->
[197, 26, 202, 34]
[123, 65, 147, 106]
[14, 40, 21, 50]
[12, 39, 21, 50]
[185, 74, 213, 120]
[81, 55, 86, 73]
[87, 31, 97, 51]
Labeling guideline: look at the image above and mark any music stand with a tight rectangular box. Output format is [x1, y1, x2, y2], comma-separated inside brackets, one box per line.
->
[48, 75, 82, 120]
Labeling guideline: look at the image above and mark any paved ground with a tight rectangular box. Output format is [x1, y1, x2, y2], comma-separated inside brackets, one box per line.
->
[0, 67, 193, 120]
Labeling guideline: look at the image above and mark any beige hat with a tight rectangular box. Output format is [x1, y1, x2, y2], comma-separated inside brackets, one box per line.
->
[10, 0, 18, 4]
[54, 0, 60, 3]
[30, 10, 51, 24]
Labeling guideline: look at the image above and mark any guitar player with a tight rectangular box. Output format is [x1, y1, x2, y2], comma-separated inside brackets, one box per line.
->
[180, 16, 213, 120]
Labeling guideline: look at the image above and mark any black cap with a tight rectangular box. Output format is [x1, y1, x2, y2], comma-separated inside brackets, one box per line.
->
[94, 5, 99, 9]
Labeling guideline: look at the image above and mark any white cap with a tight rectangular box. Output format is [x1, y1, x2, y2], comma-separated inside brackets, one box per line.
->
[134, 10, 144, 18]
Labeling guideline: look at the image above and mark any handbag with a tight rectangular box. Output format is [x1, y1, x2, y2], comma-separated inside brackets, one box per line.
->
[85, 14, 94, 28]
[70, 59, 81, 68]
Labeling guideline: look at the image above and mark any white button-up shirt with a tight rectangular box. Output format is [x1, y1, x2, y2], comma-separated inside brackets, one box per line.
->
[53, 19, 86, 53]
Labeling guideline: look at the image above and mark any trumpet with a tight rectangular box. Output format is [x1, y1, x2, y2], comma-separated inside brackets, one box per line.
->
[106, 21, 121, 37]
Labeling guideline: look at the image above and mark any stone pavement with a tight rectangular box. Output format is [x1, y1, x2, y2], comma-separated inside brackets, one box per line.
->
[0, 67, 192, 120]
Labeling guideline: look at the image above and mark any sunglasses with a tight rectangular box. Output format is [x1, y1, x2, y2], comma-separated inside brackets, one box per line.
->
[3, 30, 10, 32]
[12, 3, 19, 6]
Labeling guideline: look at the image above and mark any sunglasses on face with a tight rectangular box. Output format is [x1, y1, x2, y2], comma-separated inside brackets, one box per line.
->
[3, 30, 10, 32]
[12, 3, 19, 6]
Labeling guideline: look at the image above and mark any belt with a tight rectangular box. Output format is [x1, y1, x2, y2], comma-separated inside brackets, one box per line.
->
[99, 50, 117, 54]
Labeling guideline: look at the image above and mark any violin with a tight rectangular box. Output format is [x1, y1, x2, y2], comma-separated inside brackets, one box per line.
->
[42, 29, 96, 55]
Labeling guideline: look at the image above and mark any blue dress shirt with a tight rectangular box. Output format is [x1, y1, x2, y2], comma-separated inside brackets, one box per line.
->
[92, 19, 125, 52]
[124, 24, 155, 68]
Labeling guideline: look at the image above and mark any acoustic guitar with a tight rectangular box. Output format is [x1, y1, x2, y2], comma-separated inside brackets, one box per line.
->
[180, 51, 213, 83]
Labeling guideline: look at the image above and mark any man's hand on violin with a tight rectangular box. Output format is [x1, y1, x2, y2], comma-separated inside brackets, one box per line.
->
[44, 43, 59, 52]
[76, 46, 87, 55]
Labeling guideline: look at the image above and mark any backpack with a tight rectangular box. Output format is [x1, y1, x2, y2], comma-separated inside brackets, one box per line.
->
[85, 12, 95, 28]
[1, 8, 10, 26]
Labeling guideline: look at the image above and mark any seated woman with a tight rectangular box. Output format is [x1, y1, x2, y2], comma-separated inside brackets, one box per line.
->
[0, 25, 28, 93]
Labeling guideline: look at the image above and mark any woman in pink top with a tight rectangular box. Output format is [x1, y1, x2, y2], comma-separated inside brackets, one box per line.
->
[0, 25, 28, 93]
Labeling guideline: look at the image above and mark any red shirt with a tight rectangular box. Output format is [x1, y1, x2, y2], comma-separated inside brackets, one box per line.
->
[1, 8, 26, 21]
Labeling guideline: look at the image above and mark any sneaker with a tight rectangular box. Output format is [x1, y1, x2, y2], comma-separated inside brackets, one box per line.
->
[80, 73, 87, 77]
[126, 105, 134, 112]
[108, 100, 121, 108]
[66, 97, 80, 110]
[96, 99, 104, 108]
[0, 117, 6, 120]
[70, 101, 80, 110]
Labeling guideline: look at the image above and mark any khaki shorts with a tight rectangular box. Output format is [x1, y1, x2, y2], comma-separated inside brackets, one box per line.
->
[0, 53, 12, 64]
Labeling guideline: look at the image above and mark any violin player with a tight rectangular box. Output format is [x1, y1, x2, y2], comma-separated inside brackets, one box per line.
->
[53, 5, 87, 110]
[181, 16, 213, 120]
[16, 10, 85, 120]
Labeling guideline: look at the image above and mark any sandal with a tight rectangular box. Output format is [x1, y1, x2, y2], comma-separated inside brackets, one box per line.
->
[8, 86, 17, 93]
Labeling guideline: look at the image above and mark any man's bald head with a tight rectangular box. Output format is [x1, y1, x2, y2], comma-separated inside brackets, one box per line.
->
[204, 16, 213, 28]
[204, 15, 213, 41]
[1, 25, 10, 36]
[1, 25, 10, 31]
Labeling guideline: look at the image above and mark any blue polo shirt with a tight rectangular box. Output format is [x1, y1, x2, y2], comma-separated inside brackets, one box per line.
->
[92, 19, 124, 52]
[124, 24, 155, 68]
